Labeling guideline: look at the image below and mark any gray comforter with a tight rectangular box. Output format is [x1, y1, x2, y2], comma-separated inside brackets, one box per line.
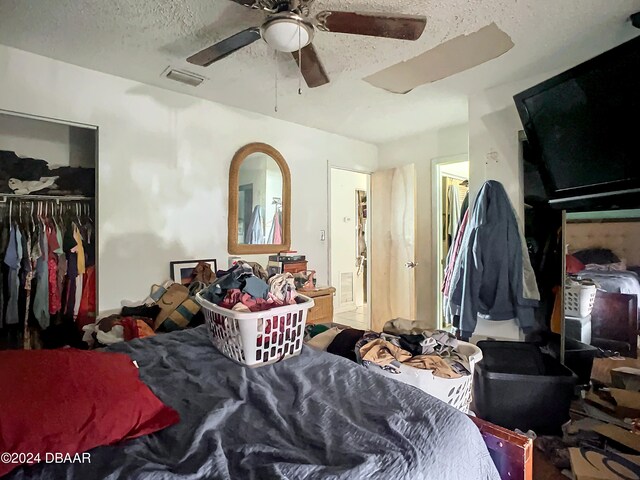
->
[9, 327, 499, 480]
[578, 269, 640, 297]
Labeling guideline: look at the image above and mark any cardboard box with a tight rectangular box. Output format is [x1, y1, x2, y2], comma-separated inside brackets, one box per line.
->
[609, 388, 640, 418]
[592, 424, 640, 453]
[592, 358, 640, 386]
[611, 367, 640, 392]
[569, 447, 640, 479]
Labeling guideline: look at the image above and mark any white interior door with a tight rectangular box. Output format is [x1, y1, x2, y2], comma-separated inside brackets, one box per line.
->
[371, 164, 417, 332]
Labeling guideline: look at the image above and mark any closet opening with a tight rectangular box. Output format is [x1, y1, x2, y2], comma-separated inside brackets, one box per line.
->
[0, 110, 97, 350]
[433, 158, 469, 330]
[329, 167, 370, 329]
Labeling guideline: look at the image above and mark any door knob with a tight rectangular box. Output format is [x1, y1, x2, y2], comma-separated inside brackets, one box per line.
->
[405, 261, 418, 269]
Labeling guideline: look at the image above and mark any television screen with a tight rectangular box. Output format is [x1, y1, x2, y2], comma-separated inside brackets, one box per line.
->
[514, 35, 640, 205]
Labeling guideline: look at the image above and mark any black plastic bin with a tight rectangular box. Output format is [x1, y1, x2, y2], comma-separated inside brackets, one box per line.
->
[473, 341, 577, 435]
[549, 337, 598, 385]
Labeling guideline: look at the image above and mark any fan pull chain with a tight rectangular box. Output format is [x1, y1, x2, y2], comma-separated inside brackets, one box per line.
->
[274, 50, 279, 113]
[297, 24, 303, 95]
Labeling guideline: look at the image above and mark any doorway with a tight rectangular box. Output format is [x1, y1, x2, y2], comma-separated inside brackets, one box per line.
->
[433, 158, 469, 329]
[329, 168, 370, 329]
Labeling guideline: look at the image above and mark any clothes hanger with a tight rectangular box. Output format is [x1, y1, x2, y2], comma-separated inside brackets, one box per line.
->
[76, 203, 82, 226]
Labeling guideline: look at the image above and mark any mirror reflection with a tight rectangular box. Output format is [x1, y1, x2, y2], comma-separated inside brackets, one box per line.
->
[237, 152, 284, 245]
[564, 212, 640, 360]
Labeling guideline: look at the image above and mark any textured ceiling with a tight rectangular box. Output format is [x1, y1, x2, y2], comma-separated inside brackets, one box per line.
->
[0, 0, 638, 144]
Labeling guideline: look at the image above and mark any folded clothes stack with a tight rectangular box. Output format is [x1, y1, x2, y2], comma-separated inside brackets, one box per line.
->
[200, 262, 299, 312]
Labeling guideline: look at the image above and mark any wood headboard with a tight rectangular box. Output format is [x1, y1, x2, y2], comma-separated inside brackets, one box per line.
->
[566, 221, 640, 266]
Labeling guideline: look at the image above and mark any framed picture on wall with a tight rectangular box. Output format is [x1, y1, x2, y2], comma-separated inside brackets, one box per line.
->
[170, 259, 217, 286]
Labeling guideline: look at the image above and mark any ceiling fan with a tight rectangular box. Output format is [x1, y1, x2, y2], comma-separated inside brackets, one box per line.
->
[187, 0, 427, 88]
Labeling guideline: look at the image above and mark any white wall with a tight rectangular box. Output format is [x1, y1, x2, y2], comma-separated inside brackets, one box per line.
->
[330, 168, 368, 313]
[0, 44, 378, 312]
[467, 72, 562, 222]
[378, 123, 468, 326]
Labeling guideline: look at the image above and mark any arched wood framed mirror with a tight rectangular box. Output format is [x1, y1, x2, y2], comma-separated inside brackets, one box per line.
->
[228, 142, 291, 254]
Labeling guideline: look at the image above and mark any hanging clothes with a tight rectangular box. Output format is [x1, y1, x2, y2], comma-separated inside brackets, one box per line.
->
[268, 207, 282, 244]
[73, 223, 86, 275]
[46, 221, 61, 315]
[33, 220, 50, 330]
[245, 206, 264, 244]
[4, 225, 22, 325]
[20, 226, 33, 349]
[446, 184, 461, 242]
[444, 180, 539, 339]
[0, 225, 8, 329]
[1, 198, 95, 351]
[442, 209, 470, 297]
[76, 265, 96, 330]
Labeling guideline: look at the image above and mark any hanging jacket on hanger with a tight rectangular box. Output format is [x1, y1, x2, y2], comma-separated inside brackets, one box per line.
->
[445, 181, 539, 339]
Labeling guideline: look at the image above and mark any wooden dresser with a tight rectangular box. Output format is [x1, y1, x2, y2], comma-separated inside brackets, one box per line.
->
[300, 287, 336, 325]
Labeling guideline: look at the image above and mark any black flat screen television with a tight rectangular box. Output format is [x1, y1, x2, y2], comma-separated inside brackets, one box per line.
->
[514, 35, 640, 210]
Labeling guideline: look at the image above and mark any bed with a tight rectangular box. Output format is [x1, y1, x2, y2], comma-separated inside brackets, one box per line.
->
[6, 326, 501, 480]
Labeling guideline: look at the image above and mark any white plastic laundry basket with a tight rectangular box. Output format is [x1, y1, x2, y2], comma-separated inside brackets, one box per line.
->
[196, 292, 314, 367]
[365, 341, 483, 413]
[565, 283, 597, 317]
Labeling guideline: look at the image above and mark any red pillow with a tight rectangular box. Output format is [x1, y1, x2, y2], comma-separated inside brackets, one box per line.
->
[0, 349, 179, 476]
[566, 254, 585, 274]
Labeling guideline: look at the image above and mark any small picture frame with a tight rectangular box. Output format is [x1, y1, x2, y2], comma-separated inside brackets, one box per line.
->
[170, 259, 217, 286]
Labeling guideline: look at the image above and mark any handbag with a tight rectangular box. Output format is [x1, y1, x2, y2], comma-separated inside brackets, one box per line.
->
[293, 270, 316, 290]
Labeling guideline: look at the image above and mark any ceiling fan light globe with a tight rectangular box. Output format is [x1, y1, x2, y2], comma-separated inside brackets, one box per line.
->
[262, 18, 313, 52]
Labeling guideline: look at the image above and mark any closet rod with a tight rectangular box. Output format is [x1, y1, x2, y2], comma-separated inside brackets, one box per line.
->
[0, 194, 94, 204]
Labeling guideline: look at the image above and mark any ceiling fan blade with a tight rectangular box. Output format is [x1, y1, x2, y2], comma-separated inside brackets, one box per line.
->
[228, 0, 259, 8]
[316, 11, 427, 40]
[187, 28, 261, 67]
[291, 44, 330, 88]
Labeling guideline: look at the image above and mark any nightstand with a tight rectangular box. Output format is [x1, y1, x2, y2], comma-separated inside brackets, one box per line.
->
[300, 287, 336, 325]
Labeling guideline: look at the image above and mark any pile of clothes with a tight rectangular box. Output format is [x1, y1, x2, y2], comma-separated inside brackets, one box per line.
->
[82, 312, 157, 347]
[0, 150, 95, 196]
[306, 318, 471, 379]
[200, 262, 299, 313]
[80, 262, 219, 348]
[80, 260, 304, 349]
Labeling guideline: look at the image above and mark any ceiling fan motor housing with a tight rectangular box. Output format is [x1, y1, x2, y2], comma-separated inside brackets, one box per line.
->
[261, 13, 315, 52]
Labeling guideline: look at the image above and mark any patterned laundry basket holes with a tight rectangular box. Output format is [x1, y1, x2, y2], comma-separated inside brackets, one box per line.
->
[197, 293, 314, 367]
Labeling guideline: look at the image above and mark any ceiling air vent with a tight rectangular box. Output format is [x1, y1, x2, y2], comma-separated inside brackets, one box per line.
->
[163, 68, 205, 87]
